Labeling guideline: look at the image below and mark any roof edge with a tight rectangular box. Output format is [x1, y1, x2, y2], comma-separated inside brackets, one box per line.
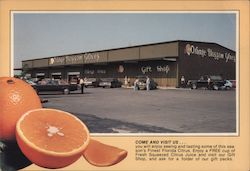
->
[22, 40, 235, 62]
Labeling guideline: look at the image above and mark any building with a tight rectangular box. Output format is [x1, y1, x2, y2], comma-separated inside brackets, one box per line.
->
[22, 40, 236, 87]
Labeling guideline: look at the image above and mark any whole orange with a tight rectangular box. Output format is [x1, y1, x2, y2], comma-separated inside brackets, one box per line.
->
[0, 77, 42, 141]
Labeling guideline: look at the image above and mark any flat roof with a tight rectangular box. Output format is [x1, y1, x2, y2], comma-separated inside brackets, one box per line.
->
[22, 40, 235, 62]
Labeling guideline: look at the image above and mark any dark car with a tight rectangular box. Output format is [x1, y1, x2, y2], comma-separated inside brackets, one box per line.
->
[99, 78, 122, 88]
[187, 75, 225, 90]
[83, 78, 101, 88]
[32, 79, 78, 94]
[136, 76, 158, 90]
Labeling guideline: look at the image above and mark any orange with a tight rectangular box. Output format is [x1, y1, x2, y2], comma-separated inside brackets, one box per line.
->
[16, 108, 90, 169]
[83, 139, 128, 167]
[0, 77, 42, 141]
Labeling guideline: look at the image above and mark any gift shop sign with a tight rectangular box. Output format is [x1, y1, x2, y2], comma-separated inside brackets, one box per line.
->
[184, 44, 236, 62]
[141, 65, 170, 74]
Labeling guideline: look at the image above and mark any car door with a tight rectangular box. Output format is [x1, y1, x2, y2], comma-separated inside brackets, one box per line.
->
[45, 80, 55, 91]
[115, 79, 121, 87]
[110, 79, 115, 87]
[51, 80, 61, 91]
[38, 81, 50, 92]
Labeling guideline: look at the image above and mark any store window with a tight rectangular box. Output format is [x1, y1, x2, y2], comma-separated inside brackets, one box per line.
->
[67, 72, 80, 84]
[51, 72, 62, 80]
[36, 73, 45, 80]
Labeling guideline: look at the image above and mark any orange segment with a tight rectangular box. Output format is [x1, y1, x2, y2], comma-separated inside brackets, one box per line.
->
[16, 108, 90, 169]
[83, 139, 128, 167]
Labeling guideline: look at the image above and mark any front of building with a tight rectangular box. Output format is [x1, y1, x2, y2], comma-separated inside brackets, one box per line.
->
[22, 40, 236, 87]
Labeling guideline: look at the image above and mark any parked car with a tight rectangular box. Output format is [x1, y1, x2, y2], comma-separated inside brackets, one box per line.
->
[221, 80, 233, 90]
[136, 76, 158, 90]
[32, 79, 78, 94]
[187, 75, 225, 90]
[99, 78, 122, 88]
[24, 79, 37, 85]
[83, 78, 101, 87]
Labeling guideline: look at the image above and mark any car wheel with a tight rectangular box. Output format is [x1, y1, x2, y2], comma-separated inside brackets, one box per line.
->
[63, 88, 70, 95]
[191, 83, 197, 89]
[213, 85, 219, 90]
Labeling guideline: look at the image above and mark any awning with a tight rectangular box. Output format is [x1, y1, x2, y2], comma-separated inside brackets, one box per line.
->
[67, 72, 80, 75]
[51, 72, 62, 76]
[36, 73, 45, 76]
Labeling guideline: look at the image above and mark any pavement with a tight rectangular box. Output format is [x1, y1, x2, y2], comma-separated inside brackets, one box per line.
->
[40, 87, 236, 134]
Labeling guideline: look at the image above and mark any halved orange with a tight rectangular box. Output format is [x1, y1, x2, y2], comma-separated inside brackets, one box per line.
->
[83, 139, 128, 167]
[16, 108, 90, 169]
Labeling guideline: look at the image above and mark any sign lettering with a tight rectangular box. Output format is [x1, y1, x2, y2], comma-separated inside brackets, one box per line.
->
[141, 66, 152, 74]
[97, 70, 106, 74]
[84, 69, 94, 75]
[184, 44, 236, 62]
[157, 65, 170, 74]
[225, 53, 235, 62]
[65, 55, 83, 63]
[84, 53, 100, 63]
[207, 48, 224, 60]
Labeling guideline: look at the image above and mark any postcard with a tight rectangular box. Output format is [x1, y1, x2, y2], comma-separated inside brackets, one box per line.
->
[0, 0, 249, 171]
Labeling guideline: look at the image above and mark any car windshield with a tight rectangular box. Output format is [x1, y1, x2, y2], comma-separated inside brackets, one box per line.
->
[46, 80, 59, 85]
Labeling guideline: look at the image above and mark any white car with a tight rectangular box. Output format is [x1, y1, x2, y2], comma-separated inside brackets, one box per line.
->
[25, 79, 37, 85]
[83, 78, 101, 87]
[222, 80, 233, 90]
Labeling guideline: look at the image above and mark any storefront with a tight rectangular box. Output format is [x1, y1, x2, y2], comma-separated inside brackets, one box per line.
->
[51, 72, 62, 80]
[34, 73, 45, 80]
[22, 40, 236, 87]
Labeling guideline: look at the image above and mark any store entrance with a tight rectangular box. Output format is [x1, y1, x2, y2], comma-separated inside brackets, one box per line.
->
[36, 73, 45, 81]
[51, 72, 62, 80]
[67, 72, 80, 84]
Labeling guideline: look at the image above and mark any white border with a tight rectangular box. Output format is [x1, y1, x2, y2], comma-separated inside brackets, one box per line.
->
[11, 11, 239, 137]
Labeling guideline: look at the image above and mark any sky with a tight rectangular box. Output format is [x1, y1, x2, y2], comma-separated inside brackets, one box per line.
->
[14, 12, 236, 68]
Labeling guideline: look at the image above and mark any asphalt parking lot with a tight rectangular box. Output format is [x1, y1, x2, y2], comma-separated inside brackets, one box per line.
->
[41, 88, 236, 134]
